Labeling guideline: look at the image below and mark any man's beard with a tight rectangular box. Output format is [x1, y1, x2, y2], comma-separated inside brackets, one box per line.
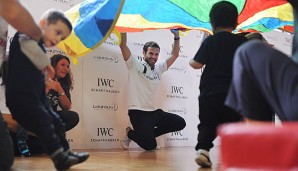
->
[145, 58, 155, 70]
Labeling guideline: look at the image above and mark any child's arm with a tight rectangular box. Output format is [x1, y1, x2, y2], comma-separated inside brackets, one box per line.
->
[19, 34, 50, 70]
[45, 64, 55, 80]
[189, 59, 204, 69]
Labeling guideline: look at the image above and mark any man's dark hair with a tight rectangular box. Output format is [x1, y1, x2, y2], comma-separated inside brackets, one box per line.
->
[143, 41, 160, 54]
[209, 1, 238, 29]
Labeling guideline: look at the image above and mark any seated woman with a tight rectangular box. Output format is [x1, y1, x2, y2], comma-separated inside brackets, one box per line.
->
[46, 54, 79, 131]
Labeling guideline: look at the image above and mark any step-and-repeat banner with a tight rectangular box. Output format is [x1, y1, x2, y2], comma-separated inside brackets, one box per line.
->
[7, 0, 293, 149]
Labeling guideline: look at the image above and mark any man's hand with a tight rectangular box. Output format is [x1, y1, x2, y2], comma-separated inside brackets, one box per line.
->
[170, 29, 179, 37]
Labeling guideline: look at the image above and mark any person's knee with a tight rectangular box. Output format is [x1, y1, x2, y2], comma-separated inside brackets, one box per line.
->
[0, 139, 14, 171]
[0, 143, 14, 170]
[0, 158, 14, 171]
[69, 111, 79, 126]
[68, 111, 79, 130]
[58, 110, 79, 131]
[139, 138, 157, 151]
[174, 117, 186, 131]
[142, 142, 157, 151]
[178, 118, 186, 130]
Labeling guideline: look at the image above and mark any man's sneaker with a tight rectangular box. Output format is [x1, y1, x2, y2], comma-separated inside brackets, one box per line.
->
[195, 149, 212, 168]
[68, 151, 89, 164]
[51, 148, 79, 170]
[17, 140, 30, 157]
[155, 146, 161, 150]
[120, 127, 132, 150]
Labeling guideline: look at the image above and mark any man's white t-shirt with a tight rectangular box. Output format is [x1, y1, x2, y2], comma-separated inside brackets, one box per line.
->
[0, 17, 8, 62]
[126, 56, 167, 111]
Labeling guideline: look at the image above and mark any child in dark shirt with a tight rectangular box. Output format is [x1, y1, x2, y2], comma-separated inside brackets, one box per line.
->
[6, 8, 89, 170]
[189, 1, 247, 167]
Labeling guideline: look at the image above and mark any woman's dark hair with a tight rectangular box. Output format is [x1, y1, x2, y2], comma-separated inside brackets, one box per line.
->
[209, 1, 238, 29]
[0, 60, 8, 86]
[50, 54, 73, 90]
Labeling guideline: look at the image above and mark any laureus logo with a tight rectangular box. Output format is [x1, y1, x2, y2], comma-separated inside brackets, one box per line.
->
[93, 104, 118, 111]
[49, 0, 74, 6]
[168, 107, 187, 115]
[169, 65, 187, 73]
[46, 49, 65, 55]
[93, 55, 119, 63]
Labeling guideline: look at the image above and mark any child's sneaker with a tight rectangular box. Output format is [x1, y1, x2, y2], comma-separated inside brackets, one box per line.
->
[120, 127, 132, 150]
[17, 140, 30, 157]
[195, 149, 212, 168]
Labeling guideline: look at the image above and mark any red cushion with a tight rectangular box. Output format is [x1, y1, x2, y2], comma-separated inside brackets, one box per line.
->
[218, 123, 298, 170]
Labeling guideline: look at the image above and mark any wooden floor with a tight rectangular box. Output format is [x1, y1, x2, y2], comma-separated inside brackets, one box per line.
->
[11, 146, 220, 171]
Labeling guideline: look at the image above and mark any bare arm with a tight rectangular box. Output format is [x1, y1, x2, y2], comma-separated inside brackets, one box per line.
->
[189, 59, 204, 69]
[119, 33, 131, 61]
[58, 92, 71, 110]
[46, 78, 71, 110]
[166, 29, 180, 68]
[3, 114, 37, 136]
[0, 0, 42, 41]
[2, 114, 20, 133]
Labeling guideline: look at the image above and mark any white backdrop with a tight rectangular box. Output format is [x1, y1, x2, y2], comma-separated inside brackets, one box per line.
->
[8, 0, 293, 150]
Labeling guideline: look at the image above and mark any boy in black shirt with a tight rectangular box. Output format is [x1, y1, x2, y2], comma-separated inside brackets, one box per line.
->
[189, 1, 246, 167]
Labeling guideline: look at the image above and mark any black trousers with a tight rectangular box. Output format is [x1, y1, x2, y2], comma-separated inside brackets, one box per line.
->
[56, 110, 79, 131]
[128, 109, 186, 151]
[196, 94, 242, 151]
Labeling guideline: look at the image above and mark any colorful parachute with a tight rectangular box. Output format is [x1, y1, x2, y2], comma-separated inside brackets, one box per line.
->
[59, 0, 294, 59]
[57, 0, 125, 61]
[115, 0, 294, 33]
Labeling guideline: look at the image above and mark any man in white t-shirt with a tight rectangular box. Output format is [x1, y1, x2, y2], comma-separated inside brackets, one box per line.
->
[119, 30, 186, 150]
